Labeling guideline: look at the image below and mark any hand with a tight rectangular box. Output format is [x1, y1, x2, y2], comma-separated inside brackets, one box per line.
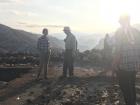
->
[48, 48, 51, 55]
[72, 51, 76, 57]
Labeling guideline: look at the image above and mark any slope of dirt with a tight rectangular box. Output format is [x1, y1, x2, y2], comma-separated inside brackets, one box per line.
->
[30, 77, 124, 105]
[0, 66, 140, 105]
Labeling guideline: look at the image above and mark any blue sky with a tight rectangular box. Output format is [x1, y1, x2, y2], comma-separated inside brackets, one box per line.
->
[0, 0, 140, 34]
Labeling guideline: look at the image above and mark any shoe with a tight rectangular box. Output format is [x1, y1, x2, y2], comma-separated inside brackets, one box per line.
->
[59, 75, 67, 79]
[44, 77, 48, 80]
[69, 74, 74, 77]
[35, 78, 41, 81]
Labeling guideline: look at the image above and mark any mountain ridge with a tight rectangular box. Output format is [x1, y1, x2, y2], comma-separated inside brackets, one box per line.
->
[0, 24, 64, 53]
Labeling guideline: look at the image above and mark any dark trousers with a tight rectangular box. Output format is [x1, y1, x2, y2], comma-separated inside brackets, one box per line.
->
[37, 52, 50, 79]
[103, 49, 112, 69]
[117, 70, 136, 105]
[63, 49, 74, 77]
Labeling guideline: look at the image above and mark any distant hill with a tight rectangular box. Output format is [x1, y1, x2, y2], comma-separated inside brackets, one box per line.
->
[51, 32, 103, 52]
[94, 38, 104, 50]
[0, 24, 64, 53]
[76, 33, 103, 51]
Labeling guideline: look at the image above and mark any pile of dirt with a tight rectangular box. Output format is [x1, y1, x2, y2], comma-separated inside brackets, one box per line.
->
[0, 67, 133, 105]
[29, 77, 124, 105]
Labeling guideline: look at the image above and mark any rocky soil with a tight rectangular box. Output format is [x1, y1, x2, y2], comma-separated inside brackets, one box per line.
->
[0, 66, 140, 105]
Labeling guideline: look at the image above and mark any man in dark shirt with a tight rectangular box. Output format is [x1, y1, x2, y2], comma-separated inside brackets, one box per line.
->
[104, 33, 112, 70]
[37, 28, 51, 80]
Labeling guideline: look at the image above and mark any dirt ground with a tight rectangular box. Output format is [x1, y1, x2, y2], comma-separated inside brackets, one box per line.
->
[0, 66, 140, 105]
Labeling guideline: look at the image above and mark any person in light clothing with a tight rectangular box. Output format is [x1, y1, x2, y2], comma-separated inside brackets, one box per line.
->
[62, 26, 77, 78]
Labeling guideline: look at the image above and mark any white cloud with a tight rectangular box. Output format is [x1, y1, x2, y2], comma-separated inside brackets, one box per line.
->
[0, 0, 29, 4]
[10, 10, 38, 17]
[0, 0, 12, 3]
[17, 22, 64, 28]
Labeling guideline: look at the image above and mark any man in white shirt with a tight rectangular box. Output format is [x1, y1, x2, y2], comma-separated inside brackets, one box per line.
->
[62, 27, 77, 78]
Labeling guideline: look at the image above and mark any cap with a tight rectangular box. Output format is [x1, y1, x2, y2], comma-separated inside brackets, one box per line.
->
[63, 26, 71, 31]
